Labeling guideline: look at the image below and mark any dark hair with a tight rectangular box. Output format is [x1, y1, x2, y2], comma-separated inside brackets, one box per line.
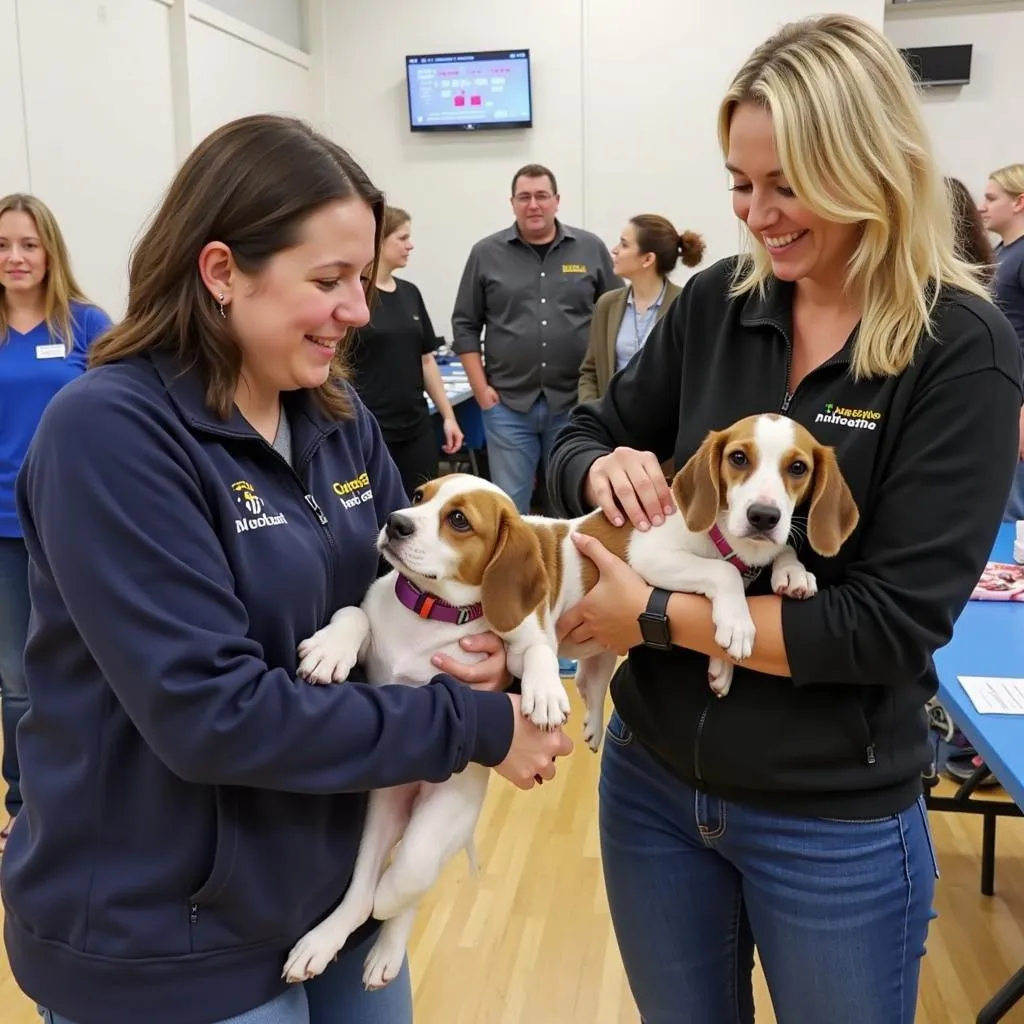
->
[630, 215, 706, 277]
[90, 114, 385, 420]
[511, 163, 558, 196]
[945, 177, 995, 286]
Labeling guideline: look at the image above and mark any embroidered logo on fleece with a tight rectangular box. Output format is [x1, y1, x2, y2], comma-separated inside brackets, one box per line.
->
[231, 480, 288, 534]
[814, 402, 882, 431]
[332, 472, 374, 511]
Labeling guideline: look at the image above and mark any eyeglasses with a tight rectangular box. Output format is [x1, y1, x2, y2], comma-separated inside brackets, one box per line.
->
[513, 192, 554, 205]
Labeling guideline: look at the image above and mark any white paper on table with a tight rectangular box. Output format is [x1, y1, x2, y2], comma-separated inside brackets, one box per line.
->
[958, 676, 1024, 715]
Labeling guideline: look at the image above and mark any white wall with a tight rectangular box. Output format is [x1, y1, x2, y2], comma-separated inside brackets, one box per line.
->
[187, 10, 315, 142]
[885, 1, 1024, 207]
[0, 1, 30, 194]
[324, 0, 886, 336]
[202, 0, 306, 50]
[4, 0, 319, 319]
[13, 0, 177, 322]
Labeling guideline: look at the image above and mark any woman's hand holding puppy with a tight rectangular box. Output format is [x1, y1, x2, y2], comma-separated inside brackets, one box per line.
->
[431, 632, 510, 691]
[585, 447, 676, 531]
[433, 633, 572, 789]
[496, 694, 574, 790]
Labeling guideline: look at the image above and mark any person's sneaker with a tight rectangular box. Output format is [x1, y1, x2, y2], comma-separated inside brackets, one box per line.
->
[558, 657, 578, 677]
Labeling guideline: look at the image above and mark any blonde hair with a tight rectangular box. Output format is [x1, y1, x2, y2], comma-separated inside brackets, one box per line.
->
[0, 193, 93, 353]
[718, 14, 991, 380]
[990, 164, 1024, 201]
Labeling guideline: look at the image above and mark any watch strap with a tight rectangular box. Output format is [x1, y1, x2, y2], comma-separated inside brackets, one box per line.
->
[645, 587, 671, 618]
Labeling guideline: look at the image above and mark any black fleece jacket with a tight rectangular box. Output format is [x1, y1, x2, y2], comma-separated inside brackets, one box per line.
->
[547, 257, 1022, 819]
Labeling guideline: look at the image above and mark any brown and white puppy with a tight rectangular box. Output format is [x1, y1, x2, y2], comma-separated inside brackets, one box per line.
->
[282, 413, 858, 989]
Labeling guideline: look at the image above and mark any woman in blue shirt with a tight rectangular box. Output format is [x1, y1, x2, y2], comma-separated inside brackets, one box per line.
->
[0, 193, 111, 851]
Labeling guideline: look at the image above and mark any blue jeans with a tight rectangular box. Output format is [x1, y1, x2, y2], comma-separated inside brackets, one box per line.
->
[600, 710, 938, 1024]
[40, 924, 413, 1024]
[1003, 460, 1024, 521]
[482, 395, 570, 513]
[0, 537, 30, 818]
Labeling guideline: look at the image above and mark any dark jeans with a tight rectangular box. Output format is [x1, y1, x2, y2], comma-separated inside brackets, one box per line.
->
[1003, 459, 1024, 521]
[599, 709, 939, 1023]
[0, 537, 30, 818]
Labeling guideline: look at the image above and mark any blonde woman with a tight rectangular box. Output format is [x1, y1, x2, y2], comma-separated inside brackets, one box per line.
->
[578, 215, 704, 403]
[0, 194, 110, 850]
[980, 164, 1024, 519]
[548, 15, 1020, 1022]
[980, 163, 1024, 338]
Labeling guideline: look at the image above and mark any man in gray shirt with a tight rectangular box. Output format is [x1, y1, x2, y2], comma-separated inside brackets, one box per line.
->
[452, 163, 617, 513]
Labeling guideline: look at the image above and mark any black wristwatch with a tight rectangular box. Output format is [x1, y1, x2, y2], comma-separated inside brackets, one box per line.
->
[637, 587, 673, 650]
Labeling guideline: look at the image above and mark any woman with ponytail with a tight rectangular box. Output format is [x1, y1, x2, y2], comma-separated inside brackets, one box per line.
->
[578, 214, 705, 402]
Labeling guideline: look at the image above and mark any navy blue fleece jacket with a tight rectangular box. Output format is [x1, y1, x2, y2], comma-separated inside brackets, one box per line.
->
[2, 350, 513, 1024]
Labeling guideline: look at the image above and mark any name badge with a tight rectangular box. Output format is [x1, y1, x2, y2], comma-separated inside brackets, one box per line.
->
[36, 343, 65, 360]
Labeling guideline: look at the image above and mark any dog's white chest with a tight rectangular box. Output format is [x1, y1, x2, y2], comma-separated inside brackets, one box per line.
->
[361, 579, 490, 686]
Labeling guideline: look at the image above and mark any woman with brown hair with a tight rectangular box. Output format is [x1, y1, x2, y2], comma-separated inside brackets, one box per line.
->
[578, 215, 705, 402]
[2, 115, 571, 1024]
[0, 193, 111, 853]
[945, 177, 995, 284]
[348, 205, 463, 496]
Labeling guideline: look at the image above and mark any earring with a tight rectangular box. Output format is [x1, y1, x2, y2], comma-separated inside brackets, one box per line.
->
[217, 293, 226, 319]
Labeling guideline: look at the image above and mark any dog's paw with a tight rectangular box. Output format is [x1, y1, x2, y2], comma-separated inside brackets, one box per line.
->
[772, 563, 818, 600]
[708, 657, 734, 698]
[296, 628, 359, 685]
[296, 609, 368, 684]
[362, 932, 407, 991]
[712, 600, 756, 662]
[521, 674, 571, 730]
[283, 925, 346, 982]
[582, 708, 603, 753]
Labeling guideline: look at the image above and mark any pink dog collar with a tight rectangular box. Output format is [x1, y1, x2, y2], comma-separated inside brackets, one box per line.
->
[709, 524, 756, 578]
[394, 575, 484, 626]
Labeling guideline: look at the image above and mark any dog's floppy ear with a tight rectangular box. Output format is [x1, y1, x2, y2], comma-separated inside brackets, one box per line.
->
[481, 511, 549, 634]
[672, 429, 726, 534]
[807, 445, 860, 556]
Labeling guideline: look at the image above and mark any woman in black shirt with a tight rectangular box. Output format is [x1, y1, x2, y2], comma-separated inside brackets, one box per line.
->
[348, 207, 462, 495]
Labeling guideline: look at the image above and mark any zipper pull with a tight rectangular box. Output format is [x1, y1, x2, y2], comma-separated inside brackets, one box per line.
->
[866, 745, 876, 766]
[189, 904, 199, 925]
[780, 392, 792, 412]
[304, 494, 329, 526]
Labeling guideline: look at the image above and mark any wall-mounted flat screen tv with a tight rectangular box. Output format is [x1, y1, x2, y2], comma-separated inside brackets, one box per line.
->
[406, 49, 533, 132]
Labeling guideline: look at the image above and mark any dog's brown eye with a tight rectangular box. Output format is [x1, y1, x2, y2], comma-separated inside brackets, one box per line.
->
[728, 450, 748, 467]
[447, 510, 471, 532]
[411, 489, 424, 505]
[789, 460, 808, 477]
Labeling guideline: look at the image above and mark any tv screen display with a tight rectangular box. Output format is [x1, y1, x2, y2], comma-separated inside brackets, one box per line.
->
[406, 49, 533, 132]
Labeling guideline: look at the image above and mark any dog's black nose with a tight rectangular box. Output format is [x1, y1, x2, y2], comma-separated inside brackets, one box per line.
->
[746, 503, 781, 532]
[385, 513, 416, 540]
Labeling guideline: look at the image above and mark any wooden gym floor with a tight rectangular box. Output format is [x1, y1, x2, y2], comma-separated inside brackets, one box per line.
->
[1, 687, 1022, 1023]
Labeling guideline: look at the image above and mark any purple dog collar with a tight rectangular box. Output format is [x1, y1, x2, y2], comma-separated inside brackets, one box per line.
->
[394, 574, 484, 626]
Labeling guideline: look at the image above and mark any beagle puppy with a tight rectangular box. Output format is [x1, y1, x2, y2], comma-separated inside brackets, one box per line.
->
[281, 413, 858, 988]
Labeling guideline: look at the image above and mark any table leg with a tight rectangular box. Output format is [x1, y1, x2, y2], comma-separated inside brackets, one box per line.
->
[977, 966, 1024, 1024]
[981, 812, 997, 896]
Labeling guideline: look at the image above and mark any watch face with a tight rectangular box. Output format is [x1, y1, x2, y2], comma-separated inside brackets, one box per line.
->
[639, 614, 672, 650]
